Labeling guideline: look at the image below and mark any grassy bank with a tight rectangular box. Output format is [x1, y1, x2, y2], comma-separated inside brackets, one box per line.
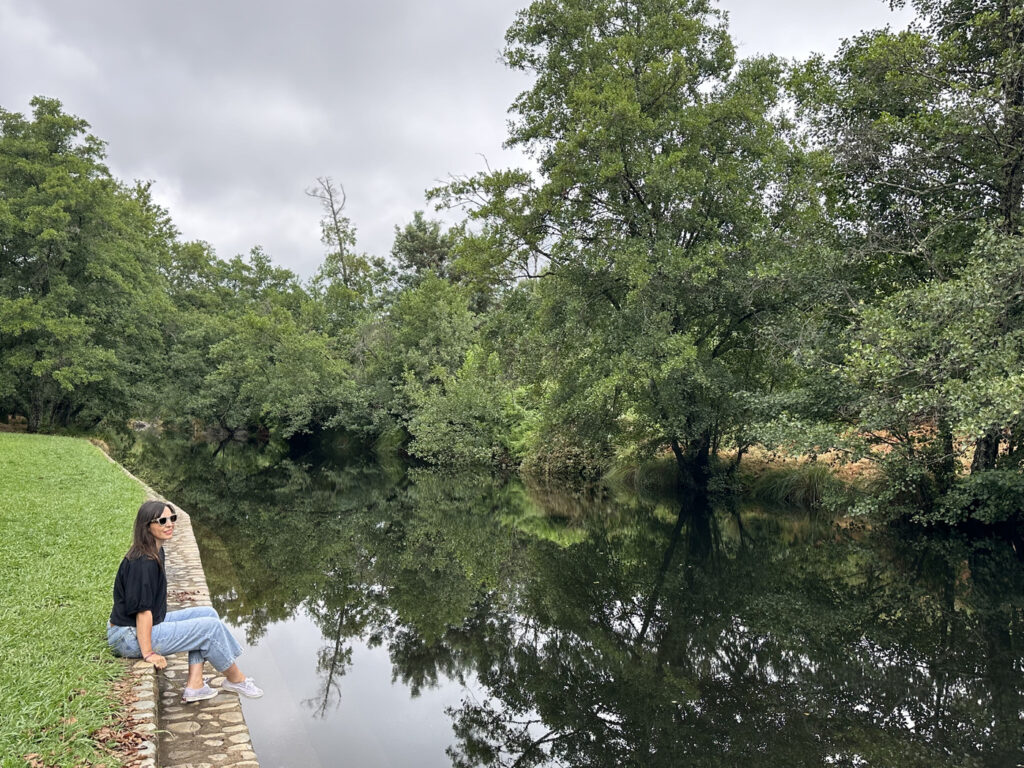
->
[0, 433, 145, 767]
[605, 450, 858, 514]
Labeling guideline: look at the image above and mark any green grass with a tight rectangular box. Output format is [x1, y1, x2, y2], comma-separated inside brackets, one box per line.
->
[603, 456, 679, 498]
[744, 461, 847, 514]
[0, 433, 145, 767]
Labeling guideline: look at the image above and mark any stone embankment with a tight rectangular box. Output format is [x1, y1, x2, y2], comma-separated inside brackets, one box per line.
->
[101, 448, 259, 768]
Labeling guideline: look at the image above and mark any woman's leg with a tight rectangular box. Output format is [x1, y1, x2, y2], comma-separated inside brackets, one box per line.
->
[220, 663, 246, 683]
[164, 608, 243, 686]
[150, 614, 243, 678]
[108, 624, 211, 689]
[166, 607, 221, 684]
[106, 625, 139, 658]
[160, 607, 227, 685]
[163, 605, 219, 623]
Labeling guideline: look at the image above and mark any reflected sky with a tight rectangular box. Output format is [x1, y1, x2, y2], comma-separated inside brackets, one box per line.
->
[227, 608, 483, 768]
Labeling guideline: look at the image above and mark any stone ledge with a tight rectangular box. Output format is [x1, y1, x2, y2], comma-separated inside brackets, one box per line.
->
[97, 446, 260, 768]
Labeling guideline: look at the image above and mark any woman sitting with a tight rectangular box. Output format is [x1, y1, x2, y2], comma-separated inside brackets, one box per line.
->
[107, 500, 263, 703]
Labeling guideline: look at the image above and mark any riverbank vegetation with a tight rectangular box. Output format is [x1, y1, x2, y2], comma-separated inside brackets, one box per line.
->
[0, 433, 145, 767]
[2, 0, 1023, 532]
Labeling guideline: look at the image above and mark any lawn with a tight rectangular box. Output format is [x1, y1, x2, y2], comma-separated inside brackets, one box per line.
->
[0, 433, 145, 767]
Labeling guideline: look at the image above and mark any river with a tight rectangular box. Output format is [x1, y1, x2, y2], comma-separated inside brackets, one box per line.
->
[126, 434, 1024, 768]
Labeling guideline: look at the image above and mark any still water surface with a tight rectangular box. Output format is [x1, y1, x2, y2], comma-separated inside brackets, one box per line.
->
[131, 436, 1024, 767]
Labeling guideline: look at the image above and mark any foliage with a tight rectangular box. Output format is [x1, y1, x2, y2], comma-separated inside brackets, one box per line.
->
[154, 243, 352, 437]
[790, 0, 1024, 523]
[433, 0, 827, 495]
[841, 232, 1024, 517]
[190, 306, 350, 437]
[935, 468, 1024, 525]
[0, 98, 171, 432]
[355, 273, 481, 438]
[391, 210, 460, 283]
[405, 347, 524, 467]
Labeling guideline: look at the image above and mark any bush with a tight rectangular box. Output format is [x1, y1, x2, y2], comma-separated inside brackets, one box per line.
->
[405, 348, 523, 468]
[935, 470, 1024, 526]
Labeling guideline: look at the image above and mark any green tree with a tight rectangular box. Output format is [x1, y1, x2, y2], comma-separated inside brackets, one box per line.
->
[357, 273, 480, 438]
[433, 0, 823, 497]
[405, 347, 525, 467]
[154, 242, 351, 438]
[792, 0, 1024, 521]
[306, 177, 391, 340]
[0, 97, 170, 431]
[842, 231, 1024, 522]
[391, 210, 459, 283]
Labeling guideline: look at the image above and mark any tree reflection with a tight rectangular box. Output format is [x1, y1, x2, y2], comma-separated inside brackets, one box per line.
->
[128, 435, 1024, 766]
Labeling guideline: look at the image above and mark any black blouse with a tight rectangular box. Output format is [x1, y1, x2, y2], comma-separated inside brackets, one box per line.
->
[109, 550, 167, 627]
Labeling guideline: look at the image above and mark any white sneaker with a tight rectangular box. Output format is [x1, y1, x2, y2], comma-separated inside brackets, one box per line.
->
[221, 677, 264, 698]
[181, 682, 219, 703]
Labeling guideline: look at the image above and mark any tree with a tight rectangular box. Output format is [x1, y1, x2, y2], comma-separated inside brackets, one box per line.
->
[0, 97, 170, 431]
[152, 242, 352, 439]
[433, 0, 824, 499]
[842, 231, 1024, 522]
[405, 346, 525, 467]
[391, 210, 458, 283]
[306, 177, 392, 343]
[307, 177, 358, 289]
[792, 0, 1024, 521]
[357, 273, 481, 439]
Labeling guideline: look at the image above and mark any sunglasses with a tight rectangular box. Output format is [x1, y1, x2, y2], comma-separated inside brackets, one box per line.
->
[150, 514, 178, 526]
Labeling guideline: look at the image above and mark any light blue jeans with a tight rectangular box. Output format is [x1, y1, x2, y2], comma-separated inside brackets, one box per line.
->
[107, 605, 242, 671]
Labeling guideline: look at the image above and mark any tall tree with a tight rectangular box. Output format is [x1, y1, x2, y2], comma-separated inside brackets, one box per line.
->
[307, 177, 358, 289]
[0, 97, 170, 431]
[391, 210, 458, 283]
[794, 0, 1024, 520]
[434, 0, 823, 498]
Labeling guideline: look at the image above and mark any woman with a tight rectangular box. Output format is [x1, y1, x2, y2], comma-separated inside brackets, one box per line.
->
[107, 499, 263, 703]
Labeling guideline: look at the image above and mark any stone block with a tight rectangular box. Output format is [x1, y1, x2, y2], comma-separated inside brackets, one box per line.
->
[166, 720, 203, 735]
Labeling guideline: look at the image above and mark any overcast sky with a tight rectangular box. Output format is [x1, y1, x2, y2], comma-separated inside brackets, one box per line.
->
[0, 0, 915, 278]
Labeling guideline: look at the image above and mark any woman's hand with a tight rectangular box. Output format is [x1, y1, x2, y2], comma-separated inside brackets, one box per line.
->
[146, 652, 167, 669]
[136, 610, 166, 668]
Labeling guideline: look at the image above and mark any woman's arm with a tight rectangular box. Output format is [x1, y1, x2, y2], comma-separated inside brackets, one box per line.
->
[136, 610, 167, 669]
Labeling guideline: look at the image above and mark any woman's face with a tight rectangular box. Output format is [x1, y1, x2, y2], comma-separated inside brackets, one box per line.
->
[149, 505, 176, 545]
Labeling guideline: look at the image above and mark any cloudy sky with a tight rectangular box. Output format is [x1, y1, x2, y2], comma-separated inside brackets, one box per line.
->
[0, 0, 915, 277]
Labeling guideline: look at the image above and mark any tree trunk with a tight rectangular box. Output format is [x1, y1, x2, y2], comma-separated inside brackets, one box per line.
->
[28, 388, 45, 433]
[998, 0, 1024, 235]
[669, 432, 712, 502]
[936, 416, 957, 493]
[970, 429, 1001, 474]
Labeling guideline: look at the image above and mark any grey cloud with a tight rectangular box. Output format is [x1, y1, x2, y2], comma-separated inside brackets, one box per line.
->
[1, 0, 911, 277]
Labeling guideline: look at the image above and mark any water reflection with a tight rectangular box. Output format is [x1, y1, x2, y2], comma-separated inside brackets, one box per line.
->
[127, 436, 1024, 767]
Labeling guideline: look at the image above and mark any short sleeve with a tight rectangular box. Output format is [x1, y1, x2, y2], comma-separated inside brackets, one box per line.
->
[121, 557, 161, 616]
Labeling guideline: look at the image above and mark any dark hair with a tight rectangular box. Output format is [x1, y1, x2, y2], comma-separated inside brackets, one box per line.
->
[126, 499, 171, 564]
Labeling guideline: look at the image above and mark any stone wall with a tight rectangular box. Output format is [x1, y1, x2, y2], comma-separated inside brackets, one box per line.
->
[99, 446, 260, 768]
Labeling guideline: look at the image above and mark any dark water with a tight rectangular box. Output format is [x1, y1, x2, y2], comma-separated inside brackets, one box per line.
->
[128, 436, 1024, 768]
